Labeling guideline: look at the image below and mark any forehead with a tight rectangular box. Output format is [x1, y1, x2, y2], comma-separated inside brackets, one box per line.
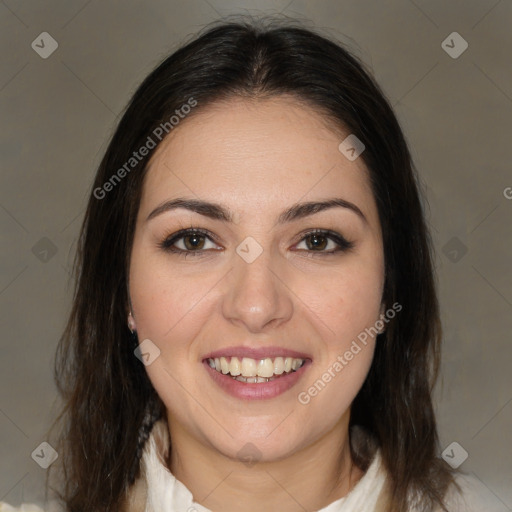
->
[140, 96, 376, 221]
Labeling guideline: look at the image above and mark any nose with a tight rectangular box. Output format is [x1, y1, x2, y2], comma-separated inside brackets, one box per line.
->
[222, 247, 294, 333]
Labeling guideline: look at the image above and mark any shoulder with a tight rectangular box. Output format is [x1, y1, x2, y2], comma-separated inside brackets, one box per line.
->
[440, 472, 507, 512]
[0, 504, 45, 512]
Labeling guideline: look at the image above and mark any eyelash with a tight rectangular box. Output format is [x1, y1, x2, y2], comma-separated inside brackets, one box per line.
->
[158, 227, 355, 258]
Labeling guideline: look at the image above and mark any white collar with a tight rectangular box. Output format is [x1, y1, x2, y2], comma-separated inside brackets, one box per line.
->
[140, 419, 387, 512]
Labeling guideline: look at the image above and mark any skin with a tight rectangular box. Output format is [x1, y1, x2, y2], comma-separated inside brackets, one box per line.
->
[128, 95, 386, 512]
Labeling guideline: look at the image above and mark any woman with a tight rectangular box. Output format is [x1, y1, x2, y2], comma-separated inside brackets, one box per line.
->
[1, 15, 497, 512]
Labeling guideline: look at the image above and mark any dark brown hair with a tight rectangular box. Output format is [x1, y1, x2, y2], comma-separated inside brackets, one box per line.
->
[47, 14, 461, 512]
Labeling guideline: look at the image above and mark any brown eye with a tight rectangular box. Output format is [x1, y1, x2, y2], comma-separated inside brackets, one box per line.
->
[295, 229, 354, 254]
[304, 233, 329, 251]
[159, 228, 220, 256]
[182, 233, 206, 250]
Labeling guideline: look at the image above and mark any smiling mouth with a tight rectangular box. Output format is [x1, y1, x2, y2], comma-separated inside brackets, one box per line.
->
[206, 356, 307, 383]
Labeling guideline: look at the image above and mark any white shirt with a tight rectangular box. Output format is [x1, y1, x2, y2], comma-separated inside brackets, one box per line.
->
[1, 420, 506, 512]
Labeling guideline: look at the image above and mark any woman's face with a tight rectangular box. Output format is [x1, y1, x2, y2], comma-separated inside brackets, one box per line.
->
[129, 96, 385, 462]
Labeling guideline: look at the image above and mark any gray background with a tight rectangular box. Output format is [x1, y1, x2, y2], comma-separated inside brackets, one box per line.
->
[1, 0, 511, 509]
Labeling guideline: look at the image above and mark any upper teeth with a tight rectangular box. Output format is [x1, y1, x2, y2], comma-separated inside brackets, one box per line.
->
[208, 356, 305, 377]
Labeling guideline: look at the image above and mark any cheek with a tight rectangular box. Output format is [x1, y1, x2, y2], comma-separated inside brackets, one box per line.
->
[295, 259, 384, 340]
[129, 247, 211, 343]
[129, 253, 214, 423]
[293, 258, 382, 411]
[297, 329, 376, 430]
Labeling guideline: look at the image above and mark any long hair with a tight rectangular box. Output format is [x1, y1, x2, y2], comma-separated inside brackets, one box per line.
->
[47, 14, 460, 512]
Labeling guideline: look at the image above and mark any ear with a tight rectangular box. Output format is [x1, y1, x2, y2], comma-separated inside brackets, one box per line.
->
[128, 311, 137, 332]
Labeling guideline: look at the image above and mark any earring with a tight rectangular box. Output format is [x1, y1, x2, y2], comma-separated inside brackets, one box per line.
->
[128, 312, 139, 350]
[128, 311, 136, 333]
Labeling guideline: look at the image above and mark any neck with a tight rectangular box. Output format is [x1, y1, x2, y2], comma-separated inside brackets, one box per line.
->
[165, 412, 364, 512]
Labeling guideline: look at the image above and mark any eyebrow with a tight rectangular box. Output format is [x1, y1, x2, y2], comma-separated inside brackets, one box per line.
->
[146, 197, 367, 226]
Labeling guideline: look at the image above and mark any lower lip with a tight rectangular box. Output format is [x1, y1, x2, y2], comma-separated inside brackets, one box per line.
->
[203, 360, 311, 400]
